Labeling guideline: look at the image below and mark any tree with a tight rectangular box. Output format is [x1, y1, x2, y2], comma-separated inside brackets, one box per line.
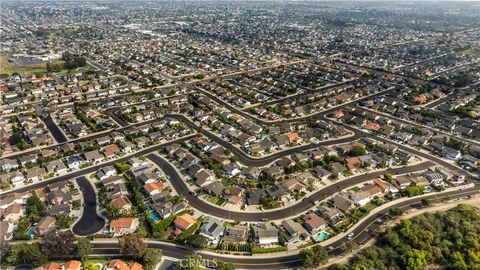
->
[9, 131, 23, 145]
[119, 235, 147, 260]
[389, 207, 405, 216]
[83, 260, 100, 270]
[327, 204, 480, 270]
[0, 240, 9, 258]
[41, 230, 76, 259]
[421, 199, 431, 207]
[329, 172, 339, 180]
[115, 162, 131, 172]
[346, 145, 367, 157]
[142, 248, 163, 270]
[185, 234, 209, 248]
[62, 52, 87, 69]
[105, 203, 122, 221]
[384, 173, 393, 181]
[404, 185, 423, 197]
[47, 61, 62, 72]
[300, 245, 329, 268]
[76, 237, 92, 263]
[26, 193, 47, 221]
[401, 248, 428, 270]
[5, 243, 47, 267]
[56, 213, 72, 229]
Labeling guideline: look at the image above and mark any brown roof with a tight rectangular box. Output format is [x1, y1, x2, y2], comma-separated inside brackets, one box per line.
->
[110, 218, 133, 229]
[304, 213, 326, 229]
[174, 214, 196, 230]
[42, 262, 62, 270]
[365, 122, 380, 131]
[111, 196, 132, 209]
[4, 203, 22, 215]
[144, 182, 165, 194]
[345, 156, 361, 170]
[107, 259, 129, 270]
[374, 178, 390, 192]
[128, 262, 143, 270]
[103, 144, 121, 157]
[287, 132, 302, 142]
[64, 260, 81, 270]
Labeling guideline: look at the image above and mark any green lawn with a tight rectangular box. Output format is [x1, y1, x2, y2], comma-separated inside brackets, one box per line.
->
[205, 195, 224, 205]
[0, 54, 65, 76]
[459, 48, 480, 58]
[0, 53, 97, 76]
[54, 63, 97, 76]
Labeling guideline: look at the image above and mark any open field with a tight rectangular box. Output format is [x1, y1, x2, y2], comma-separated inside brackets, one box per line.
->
[0, 53, 65, 76]
[0, 53, 96, 76]
[54, 63, 97, 76]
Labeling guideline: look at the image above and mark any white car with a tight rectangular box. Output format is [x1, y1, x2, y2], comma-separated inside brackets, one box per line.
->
[347, 232, 354, 239]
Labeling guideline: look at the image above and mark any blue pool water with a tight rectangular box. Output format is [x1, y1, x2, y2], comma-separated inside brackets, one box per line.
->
[27, 228, 36, 236]
[315, 231, 330, 242]
[150, 213, 160, 222]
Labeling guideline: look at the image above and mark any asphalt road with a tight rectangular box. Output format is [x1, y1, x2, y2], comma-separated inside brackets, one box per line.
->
[353, 106, 480, 148]
[1, 113, 185, 160]
[147, 153, 435, 221]
[3, 65, 479, 269]
[0, 134, 198, 198]
[170, 114, 362, 167]
[197, 86, 392, 125]
[105, 108, 130, 127]
[89, 185, 480, 269]
[72, 176, 105, 235]
[41, 114, 68, 143]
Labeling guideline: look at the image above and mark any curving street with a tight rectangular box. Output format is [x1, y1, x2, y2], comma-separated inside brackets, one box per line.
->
[88, 186, 479, 268]
[1, 64, 477, 269]
[72, 177, 105, 236]
[147, 153, 436, 221]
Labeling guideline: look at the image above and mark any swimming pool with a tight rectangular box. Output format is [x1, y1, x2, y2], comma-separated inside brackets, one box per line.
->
[149, 213, 160, 222]
[27, 227, 36, 236]
[315, 231, 329, 242]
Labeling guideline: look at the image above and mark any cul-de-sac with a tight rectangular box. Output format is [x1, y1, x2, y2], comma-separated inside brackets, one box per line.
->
[0, 1, 479, 270]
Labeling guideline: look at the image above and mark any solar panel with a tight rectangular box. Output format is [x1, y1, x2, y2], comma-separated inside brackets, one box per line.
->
[208, 223, 219, 233]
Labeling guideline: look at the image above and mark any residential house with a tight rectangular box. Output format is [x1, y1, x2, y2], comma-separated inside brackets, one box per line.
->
[303, 213, 327, 235]
[0, 159, 18, 171]
[222, 224, 249, 243]
[281, 220, 309, 242]
[1, 203, 23, 222]
[253, 223, 279, 246]
[317, 206, 345, 225]
[97, 166, 117, 180]
[109, 218, 139, 236]
[199, 216, 225, 244]
[105, 259, 143, 270]
[0, 221, 14, 240]
[103, 144, 121, 158]
[36, 216, 56, 236]
[143, 182, 165, 196]
[333, 194, 356, 212]
[84, 150, 105, 163]
[174, 214, 197, 235]
[66, 155, 86, 169]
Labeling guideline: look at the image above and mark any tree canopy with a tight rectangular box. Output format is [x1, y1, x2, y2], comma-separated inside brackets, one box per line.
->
[119, 235, 147, 260]
[328, 204, 480, 270]
[300, 245, 329, 268]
